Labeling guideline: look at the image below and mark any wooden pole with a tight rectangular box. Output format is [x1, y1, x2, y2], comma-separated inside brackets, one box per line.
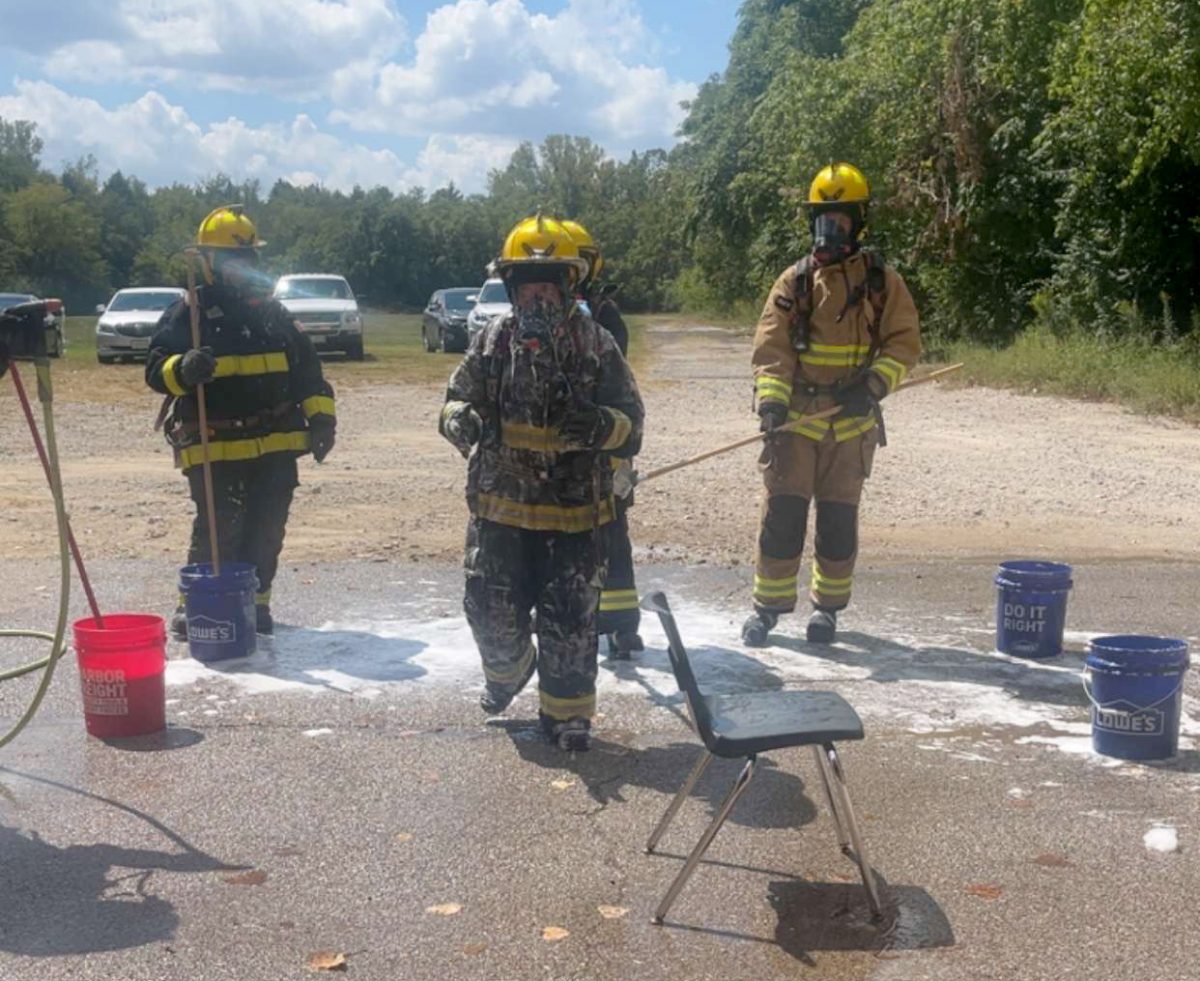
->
[185, 253, 221, 576]
[637, 363, 964, 485]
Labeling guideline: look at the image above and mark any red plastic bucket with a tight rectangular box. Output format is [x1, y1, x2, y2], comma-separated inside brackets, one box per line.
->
[73, 614, 167, 739]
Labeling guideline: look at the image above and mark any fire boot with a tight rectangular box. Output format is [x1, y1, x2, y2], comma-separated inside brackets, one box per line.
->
[806, 607, 838, 644]
[255, 604, 274, 636]
[606, 631, 644, 661]
[741, 610, 778, 648]
[540, 712, 591, 752]
[480, 652, 537, 715]
[170, 605, 188, 642]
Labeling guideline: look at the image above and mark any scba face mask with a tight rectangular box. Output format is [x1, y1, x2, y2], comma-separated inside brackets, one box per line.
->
[811, 211, 858, 265]
[516, 294, 567, 349]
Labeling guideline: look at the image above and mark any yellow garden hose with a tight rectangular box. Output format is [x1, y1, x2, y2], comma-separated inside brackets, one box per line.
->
[0, 360, 72, 749]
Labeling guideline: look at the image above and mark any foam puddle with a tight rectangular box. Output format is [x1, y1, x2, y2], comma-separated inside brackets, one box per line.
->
[164, 601, 1197, 763]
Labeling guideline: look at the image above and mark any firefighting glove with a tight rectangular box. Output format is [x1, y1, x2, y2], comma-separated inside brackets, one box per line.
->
[758, 402, 789, 433]
[833, 377, 880, 419]
[178, 346, 217, 387]
[310, 417, 336, 463]
[445, 406, 482, 458]
[559, 402, 616, 449]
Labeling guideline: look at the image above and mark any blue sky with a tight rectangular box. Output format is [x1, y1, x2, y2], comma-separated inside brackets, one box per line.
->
[0, 1, 736, 193]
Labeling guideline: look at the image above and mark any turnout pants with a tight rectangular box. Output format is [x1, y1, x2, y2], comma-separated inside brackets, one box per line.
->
[185, 454, 299, 605]
[464, 519, 602, 721]
[753, 429, 877, 613]
[597, 496, 640, 637]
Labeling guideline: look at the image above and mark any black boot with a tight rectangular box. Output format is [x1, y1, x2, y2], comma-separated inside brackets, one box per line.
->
[170, 605, 188, 642]
[255, 604, 274, 636]
[741, 610, 778, 647]
[806, 607, 838, 644]
[540, 712, 591, 752]
[481, 682, 517, 715]
[606, 631, 644, 660]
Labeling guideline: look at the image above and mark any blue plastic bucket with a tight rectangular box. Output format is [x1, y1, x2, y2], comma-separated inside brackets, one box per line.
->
[1085, 635, 1189, 761]
[179, 562, 257, 663]
[994, 560, 1073, 659]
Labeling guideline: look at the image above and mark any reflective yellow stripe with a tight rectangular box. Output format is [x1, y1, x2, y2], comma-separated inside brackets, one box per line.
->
[539, 689, 597, 721]
[812, 568, 853, 596]
[832, 416, 876, 441]
[213, 352, 289, 378]
[756, 376, 792, 402]
[799, 352, 871, 367]
[301, 395, 336, 419]
[475, 493, 614, 533]
[501, 421, 569, 452]
[807, 343, 872, 356]
[601, 409, 632, 451]
[483, 642, 536, 685]
[599, 588, 639, 612]
[162, 354, 187, 397]
[871, 356, 908, 392]
[179, 431, 310, 470]
[753, 575, 798, 599]
[255, 590, 271, 605]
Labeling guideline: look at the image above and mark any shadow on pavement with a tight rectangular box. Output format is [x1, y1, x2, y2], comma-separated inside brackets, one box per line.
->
[498, 725, 818, 831]
[773, 629, 1091, 710]
[0, 768, 244, 958]
[99, 725, 204, 753]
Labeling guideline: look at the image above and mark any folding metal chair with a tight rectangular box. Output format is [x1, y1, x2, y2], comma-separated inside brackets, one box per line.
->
[641, 591, 884, 925]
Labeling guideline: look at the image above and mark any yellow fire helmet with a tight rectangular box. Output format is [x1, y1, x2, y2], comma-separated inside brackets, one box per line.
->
[495, 214, 590, 285]
[560, 219, 604, 282]
[196, 204, 265, 251]
[807, 162, 871, 206]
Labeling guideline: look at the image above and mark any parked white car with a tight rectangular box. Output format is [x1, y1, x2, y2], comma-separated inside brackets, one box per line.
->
[273, 274, 364, 360]
[466, 278, 511, 339]
[94, 287, 185, 363]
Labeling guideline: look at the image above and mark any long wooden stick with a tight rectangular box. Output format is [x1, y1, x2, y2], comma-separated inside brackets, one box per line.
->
[185, 254, 221, 576]
[638, 363, 964, 485]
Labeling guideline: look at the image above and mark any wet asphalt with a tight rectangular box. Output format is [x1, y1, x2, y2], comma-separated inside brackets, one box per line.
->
[1, 555, 1198, 981]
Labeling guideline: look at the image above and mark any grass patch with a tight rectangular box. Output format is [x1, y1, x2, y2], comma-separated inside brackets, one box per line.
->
[944, 326, 1200, 421]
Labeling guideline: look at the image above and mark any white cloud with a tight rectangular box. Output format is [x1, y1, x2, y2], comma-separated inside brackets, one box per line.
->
[0, 79, 422, 191]
[330, 0, 696, 152]
[38, 0, 406, 96]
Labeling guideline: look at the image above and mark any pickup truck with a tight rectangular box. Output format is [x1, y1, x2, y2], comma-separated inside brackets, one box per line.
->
[273, 274, 364, 360]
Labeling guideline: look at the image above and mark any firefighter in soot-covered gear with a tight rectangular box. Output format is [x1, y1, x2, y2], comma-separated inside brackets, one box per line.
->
[439, 214, 644, 752]
[146, 205, 336, 640]
[560, 219, 642, 659]
[742, 163, 920, 648]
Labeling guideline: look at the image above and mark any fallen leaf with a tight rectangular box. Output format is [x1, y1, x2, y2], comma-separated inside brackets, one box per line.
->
[463, 942, 488, 956]
[394, 833, 414, 844]
[426, 903, 463, 916]
[542, 926, 570, 942]
[1033, 853, 1072, 868]
[597, 906, 629, 920]
[1008, 798, 1034, 810]
[306, 950, 348, 972]
[551, 779, 575, 791]
[828, 872, 857, 883]
[966, 883, 1003, 900]
[273, 846, 303, 858]
[223, 870, 268, 886]
[421, 771, 441, 783]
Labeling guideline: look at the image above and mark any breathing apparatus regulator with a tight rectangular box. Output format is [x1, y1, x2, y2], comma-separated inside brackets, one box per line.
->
[495, 214, 589, 350]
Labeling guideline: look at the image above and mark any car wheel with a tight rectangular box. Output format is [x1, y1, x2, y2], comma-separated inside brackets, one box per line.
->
[422, 326, 435, 353]
[438, 327, 449, 353]
[346, 339, 365, 361]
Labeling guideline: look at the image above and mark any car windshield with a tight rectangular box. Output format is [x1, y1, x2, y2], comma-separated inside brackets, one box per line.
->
[0, 293, 35, 308]
[276, 278, 352, 300]
[443, 289, 476, 311]
[477, 281, 508, 304]
[108, 291, 181, 312]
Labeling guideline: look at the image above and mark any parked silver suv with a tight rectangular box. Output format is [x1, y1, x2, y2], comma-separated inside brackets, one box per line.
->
[274, 274, 365, 360]
[95, 287, 185, 363]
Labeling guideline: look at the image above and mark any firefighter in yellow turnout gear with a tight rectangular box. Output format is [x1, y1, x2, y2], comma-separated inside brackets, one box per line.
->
[743, 164, 920, 647]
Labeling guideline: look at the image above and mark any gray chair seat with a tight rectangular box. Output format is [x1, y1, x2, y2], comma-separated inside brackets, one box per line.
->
[703, 690, 864, 757]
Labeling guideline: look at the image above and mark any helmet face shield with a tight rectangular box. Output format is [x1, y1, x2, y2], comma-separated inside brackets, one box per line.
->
[811, 210, 855, 264]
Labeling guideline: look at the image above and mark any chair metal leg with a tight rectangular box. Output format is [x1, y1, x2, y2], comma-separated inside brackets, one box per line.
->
[824, 744, 884, 919]
[652, 757, 757, 925]
[646, 749, 713, 854]
[811, 744, 851, 852]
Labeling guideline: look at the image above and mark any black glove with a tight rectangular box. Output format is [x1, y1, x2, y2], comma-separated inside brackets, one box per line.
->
[833, 377, 880, 419]
[444, 406, 482, 457]
[178, 346, 216, 387]
[559, 403, 616, 449]
[758, 402, 789, 433]
[310, 417, 336, 463]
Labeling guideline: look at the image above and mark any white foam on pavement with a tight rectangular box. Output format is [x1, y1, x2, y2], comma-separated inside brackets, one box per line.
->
[162, 601, 1197, 764]
[1144, 825, 1180, 853]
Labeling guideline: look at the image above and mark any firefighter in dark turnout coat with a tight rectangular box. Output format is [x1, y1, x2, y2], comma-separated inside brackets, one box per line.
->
[147, 206, 336, 639]
[440, 215, 644, 752]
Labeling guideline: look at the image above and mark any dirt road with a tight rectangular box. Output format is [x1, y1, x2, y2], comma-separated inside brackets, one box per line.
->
[3, 323, 1199, 566]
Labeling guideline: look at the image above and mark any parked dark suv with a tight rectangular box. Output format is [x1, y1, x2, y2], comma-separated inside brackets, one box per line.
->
[422, 288, 477, 353]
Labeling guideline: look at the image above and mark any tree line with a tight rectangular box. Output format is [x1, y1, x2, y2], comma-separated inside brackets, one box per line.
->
[1, 0, 1197, 344]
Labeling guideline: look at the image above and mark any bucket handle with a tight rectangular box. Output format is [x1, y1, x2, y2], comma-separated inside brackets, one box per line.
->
[1080, 668, 1186, 716]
